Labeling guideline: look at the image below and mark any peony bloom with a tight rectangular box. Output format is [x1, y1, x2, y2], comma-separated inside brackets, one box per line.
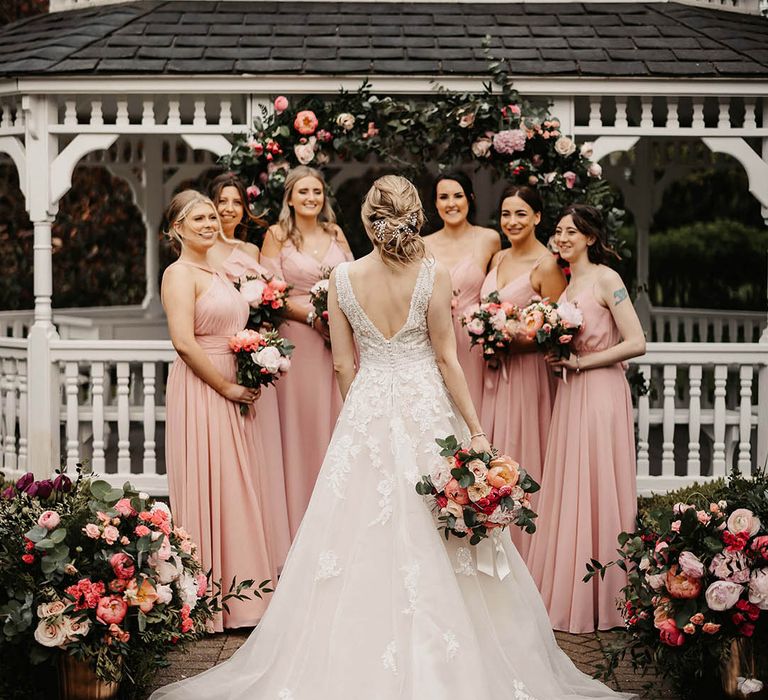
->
[335, 112, 355, 131]
[705, 580, 743, 611]
[710, 550, 750, 583]
[523, 310, 545, 338]
[253, 346, 283, 374]
[554, 136, 576, 156]
[178, 572, 201, 609]
[563, 171, 577, 189]
[34, 618, 68, 648]
[487, 456, 520, 488]
[96, 596, 128, 625]
[444, 478, 470, 506]
[273, 95, 289, 114]
[492, 129, 527, 155]
[749, 568, 768, 610]
[240, 279, 267, 306]
[110, 553, 136, 580]
[37, 510, 61, 530]
[657, 618, 685, 647]
[727, 509, 761, 537]
[666, 565, 702, 599]
[126, 578, 159, 613]
[293, 110, 318, 135]
[678, 551, 706, 579]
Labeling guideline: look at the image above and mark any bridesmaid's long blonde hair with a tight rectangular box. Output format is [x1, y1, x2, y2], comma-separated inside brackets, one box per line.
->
[164, 189, 222, 248]
[361, 175, 426, 269]
[276, 166, 337, 249]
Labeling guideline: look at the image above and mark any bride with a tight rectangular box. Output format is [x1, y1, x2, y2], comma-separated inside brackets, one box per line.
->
[152, 176, 633, 700]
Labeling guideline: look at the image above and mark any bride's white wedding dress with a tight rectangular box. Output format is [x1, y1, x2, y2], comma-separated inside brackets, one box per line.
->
[152, 259, 633, 700]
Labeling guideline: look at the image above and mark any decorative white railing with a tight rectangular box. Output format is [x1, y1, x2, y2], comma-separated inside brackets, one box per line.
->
[1, 339, 766, 497]
[650, 307, 766, 343]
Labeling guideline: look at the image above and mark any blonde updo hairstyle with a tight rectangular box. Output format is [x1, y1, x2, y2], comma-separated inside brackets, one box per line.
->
[276, 166, 337, 249]
[164, 189, 222, 249]
[361, 175, 426, 268]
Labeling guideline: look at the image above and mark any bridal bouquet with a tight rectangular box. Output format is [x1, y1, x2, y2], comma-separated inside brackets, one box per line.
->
[309, 267, 332, 327]
[229, 328, 293, 414]
[519, 298, 583, 376]
[0, 467, 270, 697]
[415, 434, 539, 545]
[461, 292, 521, 365]
[236, 272, 291, 330]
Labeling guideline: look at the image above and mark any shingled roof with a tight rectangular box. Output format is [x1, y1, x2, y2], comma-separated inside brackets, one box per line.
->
[1, 1, 767, 78]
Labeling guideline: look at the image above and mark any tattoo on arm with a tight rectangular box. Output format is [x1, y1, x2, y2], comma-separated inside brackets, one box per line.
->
[613, 288, 628, 305]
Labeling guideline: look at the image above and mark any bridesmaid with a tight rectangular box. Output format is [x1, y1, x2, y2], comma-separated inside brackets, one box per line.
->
[479, 185, 566, 562]
[207, 172, 291, 572]
[424, 172, 500, 410]
[162, 189, 277, 630]
[527, 204, 645, 633]
[261, 166, 353, 538]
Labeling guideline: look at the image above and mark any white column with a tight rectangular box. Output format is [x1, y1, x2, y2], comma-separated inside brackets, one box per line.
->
[23, 95, 60, 477]
[142, 136, 164, 317]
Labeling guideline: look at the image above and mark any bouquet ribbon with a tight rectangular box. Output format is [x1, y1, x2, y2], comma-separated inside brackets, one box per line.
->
[476, 530, 511, 581]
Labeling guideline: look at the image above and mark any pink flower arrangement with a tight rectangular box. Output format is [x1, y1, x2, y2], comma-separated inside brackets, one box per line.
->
[492, 128, 527, 155]
[518, 298, 584, 378]
[235, 271, 291, 331]
[415, 434, 540, 544]
[309, 269, 332, 326]
[460, 291, 521, 366]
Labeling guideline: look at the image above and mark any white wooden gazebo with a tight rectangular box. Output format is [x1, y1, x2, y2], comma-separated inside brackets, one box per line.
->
[0, 0, 767, 495]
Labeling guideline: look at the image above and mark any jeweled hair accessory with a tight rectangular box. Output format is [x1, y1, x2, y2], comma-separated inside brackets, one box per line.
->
[371, 213, 419, 243]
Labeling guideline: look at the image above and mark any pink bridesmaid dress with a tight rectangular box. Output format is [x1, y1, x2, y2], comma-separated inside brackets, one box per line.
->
[165, 261, 278, 631]
[263, 238, 353, 538]
[479, 257, 554, 562]
[221, 246, 291, 572]
[451, 259, 486, 411]
[527, 283, 637, 633]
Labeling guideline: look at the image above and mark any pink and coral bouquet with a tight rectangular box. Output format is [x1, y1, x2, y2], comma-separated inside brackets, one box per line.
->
[519, 297, 583, 376]
[461, 291, 522, 366]
[229, 329, 293, 415]
[415, 434, 540, 545]
[235, 272, 291, 331]
[309, 267, 332, 326]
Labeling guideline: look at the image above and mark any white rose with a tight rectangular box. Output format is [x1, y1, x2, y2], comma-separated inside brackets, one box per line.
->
[509, 485, 525, 501]
[278, 356, 291, 373]
[293, 137, 317, 166]
[335, 113, 355, 131]
[156, 583, 174, 605]
[466, 459, 487, 484]
[727, 509, 761, 536]
[155, 556, 183, 584]
[430, 458, 453, 492]
[310, 278, 329, 296]
[554, 136, 576, 157]
[587, 162, 603, 178]
[467, 481, 492, 503]
[240, 279, 266, 306]
[579, 141, 594, 159]
[253, 346, 282, 374]
[441, 500, 464, 520]
[34, 618, 68, 648]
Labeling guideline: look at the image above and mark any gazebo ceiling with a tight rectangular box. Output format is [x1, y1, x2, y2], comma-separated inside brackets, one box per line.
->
[0, 1, 767, 79]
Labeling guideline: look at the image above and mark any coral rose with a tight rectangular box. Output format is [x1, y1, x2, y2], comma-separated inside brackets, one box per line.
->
[702, 622, 721, 634]
[96, 596, 128, 625]
[114, 498, 136, 517]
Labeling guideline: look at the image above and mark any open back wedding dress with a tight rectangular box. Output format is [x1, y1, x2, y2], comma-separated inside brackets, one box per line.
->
[152, 259, 633, 700]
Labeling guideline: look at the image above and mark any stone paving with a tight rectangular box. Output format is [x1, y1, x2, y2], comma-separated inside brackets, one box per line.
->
[145, 629, 681, 699]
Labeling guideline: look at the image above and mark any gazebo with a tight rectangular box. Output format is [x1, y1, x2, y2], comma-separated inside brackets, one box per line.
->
[0, 0, 766, 496]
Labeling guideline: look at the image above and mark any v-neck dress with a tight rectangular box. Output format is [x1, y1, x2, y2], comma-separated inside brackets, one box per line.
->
[478, 259, 555, 564]
[262, 237, 353, 538]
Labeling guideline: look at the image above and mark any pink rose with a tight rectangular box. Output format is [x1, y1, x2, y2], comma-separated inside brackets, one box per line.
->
[466, 318, 485, 336]
[702, 622, 721, 634]
[293, 110, 318, 135]
[705, 581, 743, 611]
[110, 553, 135, 581]
[246, 184, 261, 200]
[102, 525, 119, 545]
[444, 478, 470, 506]
[96, 596, 128, 625]
[690, 612, 705, 625]
[83, 523, 101, 539]
[114, 498, 136, 517]
[274, 95, 289, 114]
[269, 277, 288, 293]
[587, 162, 603, 178]
[38, 510, 61, 530]
[727, 508, 761, 536]
[678, 551, 705, 579]
[683, 623, 696, 635]
[563, 171, 577, 189]
[657, 618, 685, 647]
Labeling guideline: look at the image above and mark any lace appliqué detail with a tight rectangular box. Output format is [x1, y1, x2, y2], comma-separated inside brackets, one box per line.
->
[401, 562, 420, 615]
[512, 680, 538, 700]
[454, 547, 476, 576]
[381, 641, 398, 674]
[324, 434, 361, 498]
[314, 551, 342, 582]
[443, 630, 460, 661]
[369, 476, 394, 527]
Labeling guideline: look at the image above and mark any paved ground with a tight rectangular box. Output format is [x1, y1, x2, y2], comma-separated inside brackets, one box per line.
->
[145, 628, 680, 698]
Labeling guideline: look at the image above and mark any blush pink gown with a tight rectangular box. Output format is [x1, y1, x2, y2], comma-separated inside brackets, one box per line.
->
[263, 238, 353, 538]
[479, 260, 554, 563]
[165, 262, 278, 631]
[527, 284, 637, 633]
[451, 259, 486, 411]
[221, 247, 291, 571]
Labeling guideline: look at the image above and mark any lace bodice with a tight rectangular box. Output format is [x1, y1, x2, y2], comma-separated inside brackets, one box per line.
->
[335, 260, 436, 369]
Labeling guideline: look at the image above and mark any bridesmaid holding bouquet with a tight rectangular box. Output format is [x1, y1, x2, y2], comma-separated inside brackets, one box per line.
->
[424, 172, 500, 410]
[527, 204, 645, 633]
[261, 166, 353, 537]
[207, 172, 291, 572]
[479, 185, 566, 562]
[162, 190, 277, 630]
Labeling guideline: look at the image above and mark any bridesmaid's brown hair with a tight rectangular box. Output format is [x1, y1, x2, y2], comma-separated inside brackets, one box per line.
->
[208, 172, 266, 237]
[558, 204, 620, 264]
